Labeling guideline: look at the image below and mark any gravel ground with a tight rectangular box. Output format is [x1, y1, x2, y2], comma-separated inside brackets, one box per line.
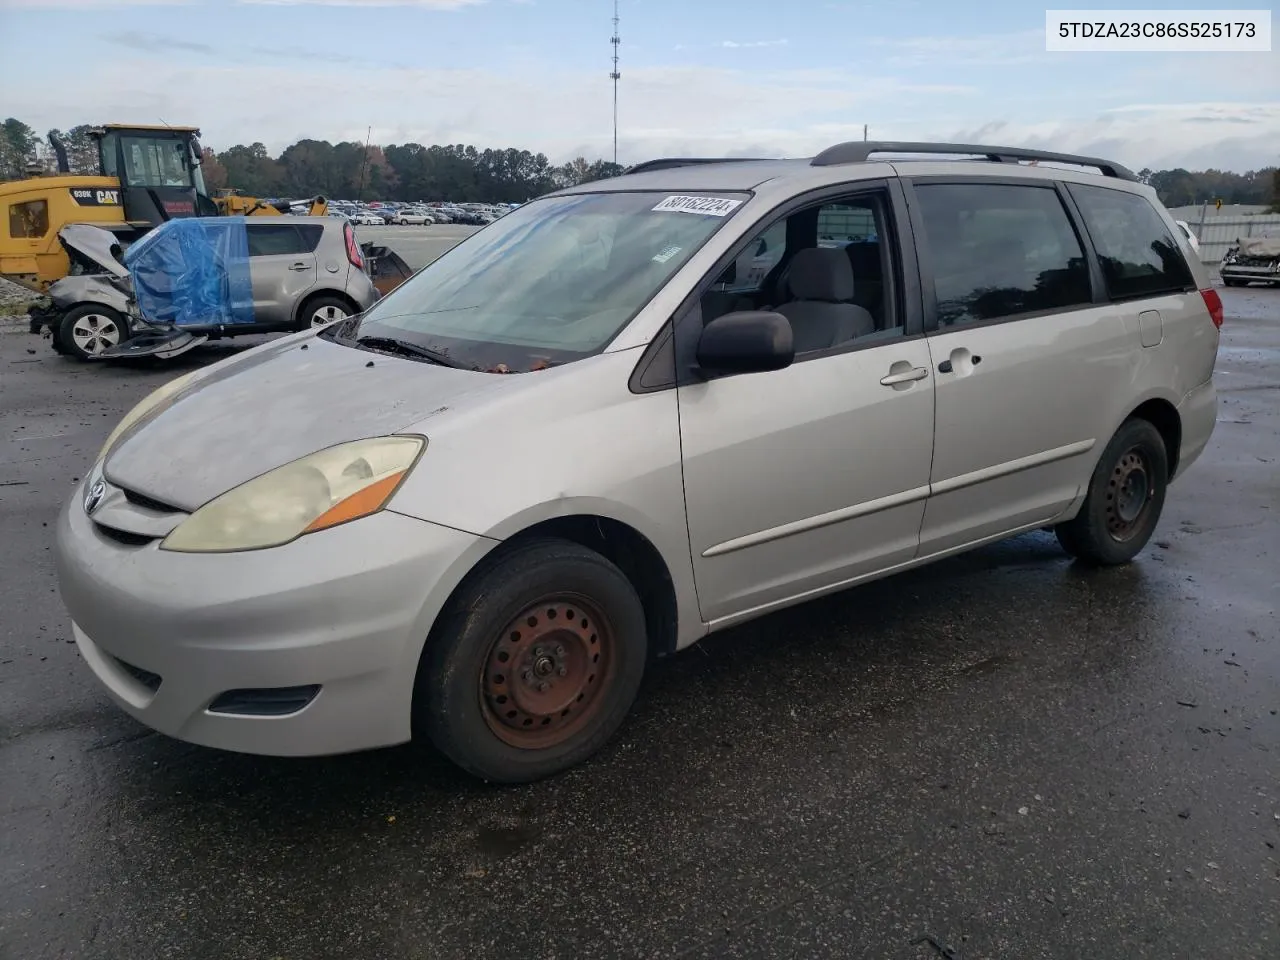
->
[0, 278, 38, 315]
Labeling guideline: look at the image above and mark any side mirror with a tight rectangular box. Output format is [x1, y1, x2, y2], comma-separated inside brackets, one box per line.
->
[695, 311, 794, 377]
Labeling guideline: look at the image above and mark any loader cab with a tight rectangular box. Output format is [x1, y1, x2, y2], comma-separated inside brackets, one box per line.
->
[92, 125, 220, 226]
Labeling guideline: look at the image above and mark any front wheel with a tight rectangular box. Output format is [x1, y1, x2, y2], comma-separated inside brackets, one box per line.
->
[58, 304, 129, 361]
[416, 538, 648, 783]
[1055, 418, 1169, 566]
[1222, 278, 1245, 287]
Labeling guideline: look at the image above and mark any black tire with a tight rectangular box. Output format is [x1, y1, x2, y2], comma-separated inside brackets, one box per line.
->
[57, 304, 129, 362]
[416, 538, 648, 783]
[1054, 418, 1169, 566]
[297, 294, 352, 330]
[1222, 278, 1244, 287]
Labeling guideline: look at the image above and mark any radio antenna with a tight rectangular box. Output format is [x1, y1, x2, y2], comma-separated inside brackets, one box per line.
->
[610, 0, 621, 165]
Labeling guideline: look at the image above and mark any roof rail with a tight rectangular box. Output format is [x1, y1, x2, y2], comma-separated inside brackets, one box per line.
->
[624, 157, 777, 176]
[810, 141, 1138, 181]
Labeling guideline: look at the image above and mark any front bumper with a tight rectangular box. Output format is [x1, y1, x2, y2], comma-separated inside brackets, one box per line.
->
[55, 490, 493, 756]
[1221, 261, 1280, 283]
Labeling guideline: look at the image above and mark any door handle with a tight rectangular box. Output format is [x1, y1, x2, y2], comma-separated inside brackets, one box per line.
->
[879, 366, 929, 386]
[938, 355, 981, 374]
[288, 262, 310, 271]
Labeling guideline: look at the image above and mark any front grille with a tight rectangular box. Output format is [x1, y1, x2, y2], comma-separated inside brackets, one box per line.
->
[93, 522, 155, 547]
[113, 656, 162, 693]
[121, 487, 181, 513]
[207, 685, 321, 717]
[1232, 255, 1279, 268]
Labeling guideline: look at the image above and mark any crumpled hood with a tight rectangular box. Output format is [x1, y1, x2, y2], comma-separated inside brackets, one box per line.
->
[104, 334, 513, 512]
[59, 224, 131, 279]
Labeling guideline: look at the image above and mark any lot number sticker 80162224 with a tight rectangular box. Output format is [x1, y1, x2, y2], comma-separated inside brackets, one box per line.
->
[652, 195, 744, 217]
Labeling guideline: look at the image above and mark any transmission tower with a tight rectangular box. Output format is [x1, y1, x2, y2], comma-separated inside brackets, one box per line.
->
[610, 0, 621, 165]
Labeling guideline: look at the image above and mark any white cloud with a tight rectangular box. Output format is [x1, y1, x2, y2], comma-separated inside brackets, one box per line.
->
[10, 50, 1276, 172]
[0, 0, 190, 6]
[719, 39, 789, 49]
[873, 30, 1049, 66]
[935, 104, 1280, 171]
[237, 0, 482, 5]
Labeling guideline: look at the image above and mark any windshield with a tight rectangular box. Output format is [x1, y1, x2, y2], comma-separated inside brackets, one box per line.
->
[332, 190, 748, 372]
[121, 136, 193, 188]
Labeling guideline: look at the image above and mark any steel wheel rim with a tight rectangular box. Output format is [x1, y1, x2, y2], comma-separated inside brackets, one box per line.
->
[311, 305, 348, 327]
[70, 313, 121, 354]
[481, 595, 616, 749]
[1105, 448, 1152, 541]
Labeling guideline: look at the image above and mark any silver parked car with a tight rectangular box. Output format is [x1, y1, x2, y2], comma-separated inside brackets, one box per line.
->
[55, 141, 1221, 782]
[240, 217, 378, 329]
[389, 208, 432, 225]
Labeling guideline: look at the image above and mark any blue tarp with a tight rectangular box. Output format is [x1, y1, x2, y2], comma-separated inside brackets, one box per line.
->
[124, 217, 254, 327]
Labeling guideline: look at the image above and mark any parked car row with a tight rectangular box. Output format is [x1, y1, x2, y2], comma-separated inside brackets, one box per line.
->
[326, 200, 518, 227]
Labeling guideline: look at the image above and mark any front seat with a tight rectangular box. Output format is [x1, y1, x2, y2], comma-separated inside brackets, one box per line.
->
[773, 247, 875, 352]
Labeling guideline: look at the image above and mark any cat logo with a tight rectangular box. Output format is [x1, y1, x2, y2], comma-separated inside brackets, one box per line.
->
[69, 188, 122, 206]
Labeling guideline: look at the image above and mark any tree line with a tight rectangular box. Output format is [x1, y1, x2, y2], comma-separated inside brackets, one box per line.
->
[0, 118, 625, 201]
[1137, 166, 1279, 210]
[3, 116, 1277, 208]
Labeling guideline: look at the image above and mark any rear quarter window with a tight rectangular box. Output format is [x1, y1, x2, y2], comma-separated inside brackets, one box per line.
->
[296, 224, 324, 253]
[1068, 184, 1194, 300]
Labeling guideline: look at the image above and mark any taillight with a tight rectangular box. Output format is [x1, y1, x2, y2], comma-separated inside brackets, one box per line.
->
[344, 223, 364, 270]
[1200, 288, 1223, 328]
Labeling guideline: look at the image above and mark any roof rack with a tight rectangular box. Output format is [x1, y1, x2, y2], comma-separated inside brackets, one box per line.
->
[810, 141, 1138, 181]
[624, 157, 777, 176]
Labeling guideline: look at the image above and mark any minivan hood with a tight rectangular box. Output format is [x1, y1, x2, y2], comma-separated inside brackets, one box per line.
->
[104, 335, 510, 512]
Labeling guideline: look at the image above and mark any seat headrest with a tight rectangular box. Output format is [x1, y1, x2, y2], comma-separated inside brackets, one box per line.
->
[787, 247, 854, 302]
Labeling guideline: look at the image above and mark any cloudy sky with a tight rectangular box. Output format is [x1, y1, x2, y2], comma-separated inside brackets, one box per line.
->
[1, 0, 1276, 172]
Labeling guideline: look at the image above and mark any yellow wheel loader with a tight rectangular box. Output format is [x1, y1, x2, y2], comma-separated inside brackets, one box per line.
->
[1, 124, 326, 294]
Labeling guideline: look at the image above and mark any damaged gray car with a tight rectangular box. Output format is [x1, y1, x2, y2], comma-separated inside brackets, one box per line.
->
[31, 218, 406, 361]
[1221, 236, 1280, 288]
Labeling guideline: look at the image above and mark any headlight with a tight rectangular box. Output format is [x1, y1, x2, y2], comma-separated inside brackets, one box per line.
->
[160, 436, 425, 553]
[98, 368, 202, 463]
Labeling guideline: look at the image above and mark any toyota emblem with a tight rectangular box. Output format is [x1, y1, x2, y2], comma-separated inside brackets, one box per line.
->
[84, 479, 106, 514]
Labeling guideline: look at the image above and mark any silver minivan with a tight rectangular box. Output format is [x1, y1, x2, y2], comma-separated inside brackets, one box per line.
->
[55, 142, 1221, 782]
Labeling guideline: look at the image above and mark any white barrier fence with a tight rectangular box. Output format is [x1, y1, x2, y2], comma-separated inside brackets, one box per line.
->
[1182, 215, 1280, 264]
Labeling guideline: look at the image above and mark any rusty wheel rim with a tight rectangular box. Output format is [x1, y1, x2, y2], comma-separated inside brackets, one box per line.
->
[1105, 448, 1152, 542]
[481, 595, 615, 749]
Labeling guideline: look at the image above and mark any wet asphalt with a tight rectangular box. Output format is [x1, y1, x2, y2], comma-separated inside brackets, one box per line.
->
[1, 282, 1277, 960]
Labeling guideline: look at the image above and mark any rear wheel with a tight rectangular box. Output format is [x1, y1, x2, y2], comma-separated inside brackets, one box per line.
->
[1055, 418, 1169, 566]
[417, 538, 647, 783]
[58, 304, 128, 361]
[301, 295, 352, 329]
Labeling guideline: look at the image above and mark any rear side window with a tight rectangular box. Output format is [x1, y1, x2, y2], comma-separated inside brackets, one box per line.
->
[246, 223, 309, 257]
[296, 224, 323, 253]
[1068, 185, 1194, 300]
[914, 183, 1091, 326]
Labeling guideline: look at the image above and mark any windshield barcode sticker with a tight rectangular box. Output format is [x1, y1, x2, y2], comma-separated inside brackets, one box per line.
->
[652, 244, 683, 263]
[652, 195, 743, 217]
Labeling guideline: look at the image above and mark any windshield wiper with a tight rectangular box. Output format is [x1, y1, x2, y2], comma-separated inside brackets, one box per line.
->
[354, 336, 477, 370]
